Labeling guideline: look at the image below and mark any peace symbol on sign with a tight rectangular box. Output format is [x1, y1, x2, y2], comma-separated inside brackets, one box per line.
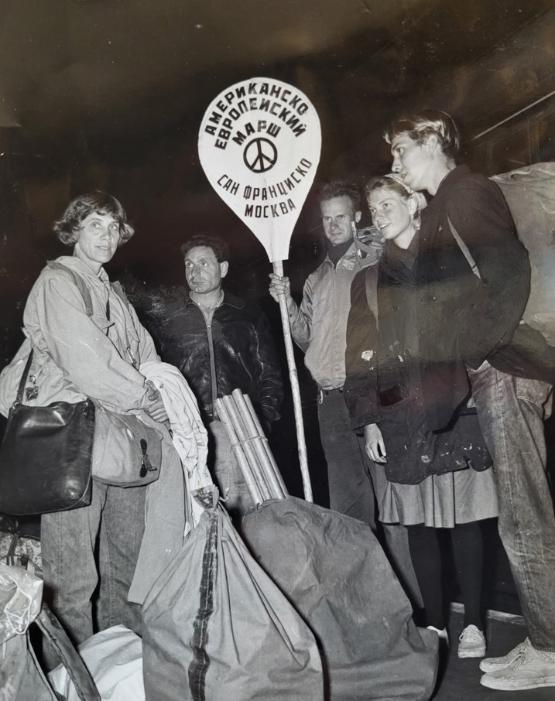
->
[243, 137, 278, 173]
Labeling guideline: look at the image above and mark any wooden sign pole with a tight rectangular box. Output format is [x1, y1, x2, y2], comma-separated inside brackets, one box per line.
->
[199, 77, 320, 504]
[272, 260, 313, 502]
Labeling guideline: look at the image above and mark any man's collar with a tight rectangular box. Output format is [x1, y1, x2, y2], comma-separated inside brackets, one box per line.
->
[183, 288, 244, 309]
[323, 241, 361, 271]
[434, 164, 471, 199]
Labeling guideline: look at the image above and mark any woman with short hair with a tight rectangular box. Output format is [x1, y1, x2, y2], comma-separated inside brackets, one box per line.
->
[19, 192, 168, 663]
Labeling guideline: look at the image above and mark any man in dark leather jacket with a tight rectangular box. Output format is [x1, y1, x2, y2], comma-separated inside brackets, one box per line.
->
[157, 237, 282, 427]
[146, 235, 283, 514]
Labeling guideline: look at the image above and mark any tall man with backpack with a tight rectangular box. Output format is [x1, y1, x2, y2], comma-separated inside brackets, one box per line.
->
[385, 110, 555, 691]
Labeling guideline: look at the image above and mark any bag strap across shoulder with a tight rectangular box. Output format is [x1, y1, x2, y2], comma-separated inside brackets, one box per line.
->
[364, 263, 379, 327]
[12, 262, 94, 406]
[16, 263, 130, 405]
[47, 261, 94, 317]
[14, 351, 34, 406]
[447, 216, 482, 280]
[47, 261, 131, 315]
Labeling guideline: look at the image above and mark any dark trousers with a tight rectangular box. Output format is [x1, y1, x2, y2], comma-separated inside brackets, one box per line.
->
[317, 388, 375, 528]
[317, 388, 423, 605]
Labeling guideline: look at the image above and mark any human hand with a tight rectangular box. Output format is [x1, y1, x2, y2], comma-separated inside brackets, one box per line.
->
[268, 273, 292, 304]
[364, 423, 387, 463]
[146, 396, 169, 423]
[141, 382, 169, 423]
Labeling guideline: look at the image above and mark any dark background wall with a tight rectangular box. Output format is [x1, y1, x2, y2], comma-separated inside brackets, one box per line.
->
[1, 0, 554, 610]
[1, 1, 553, 314]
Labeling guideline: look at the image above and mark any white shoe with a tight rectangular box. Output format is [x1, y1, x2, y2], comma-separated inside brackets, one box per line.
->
[480, 640, 555, 691]
[426, 625, 449, 645]
[457, 624, 486, 658]
[479, 638, 531, 673]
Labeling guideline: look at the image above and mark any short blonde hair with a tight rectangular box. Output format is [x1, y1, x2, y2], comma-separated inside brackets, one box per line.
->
[384, 110, 460, 159]
[364, 174, 427, 213]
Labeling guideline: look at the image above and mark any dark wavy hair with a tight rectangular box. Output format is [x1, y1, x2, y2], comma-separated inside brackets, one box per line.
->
[384, 109, 460, 159]
[180, 235, 230, 262]
[53, 192, 135, 246]
[318, 180, 361, 212]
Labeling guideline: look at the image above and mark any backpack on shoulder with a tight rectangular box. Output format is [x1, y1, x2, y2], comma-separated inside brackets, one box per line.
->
[449, 163, 555, 383]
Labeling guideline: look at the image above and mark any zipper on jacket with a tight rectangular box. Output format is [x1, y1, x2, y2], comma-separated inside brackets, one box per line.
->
[194, 303, 219, 418]
[205, 319, 218, 416]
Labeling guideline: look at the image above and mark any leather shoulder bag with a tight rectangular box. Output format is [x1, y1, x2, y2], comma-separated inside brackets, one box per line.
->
[0, 349, 95, 516]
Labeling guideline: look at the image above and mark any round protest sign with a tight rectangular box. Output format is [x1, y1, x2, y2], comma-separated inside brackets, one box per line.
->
[198, 77, 321, 262]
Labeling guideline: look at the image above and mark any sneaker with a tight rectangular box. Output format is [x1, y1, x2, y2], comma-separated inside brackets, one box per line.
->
[457, 624, 486, 658]
[426, 625, 449, 645]
[480, 641, 555, 691]
[479, 638, 531, 673]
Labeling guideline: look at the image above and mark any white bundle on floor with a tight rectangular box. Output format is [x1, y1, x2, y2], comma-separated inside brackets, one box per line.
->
[48, 625, 144, 701]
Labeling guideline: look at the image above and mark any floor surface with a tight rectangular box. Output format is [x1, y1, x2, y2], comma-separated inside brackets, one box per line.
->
[435, 609, 555, 700]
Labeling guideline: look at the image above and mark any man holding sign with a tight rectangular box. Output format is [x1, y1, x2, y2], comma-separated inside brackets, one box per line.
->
[269, 181, 378, 527]
[198, 76, 326, 501]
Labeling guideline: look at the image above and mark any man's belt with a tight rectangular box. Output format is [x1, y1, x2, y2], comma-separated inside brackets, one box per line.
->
[317, 386, 343, 403]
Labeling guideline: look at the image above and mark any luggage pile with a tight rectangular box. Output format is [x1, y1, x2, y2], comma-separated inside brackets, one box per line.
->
[140, 391, 438, 701]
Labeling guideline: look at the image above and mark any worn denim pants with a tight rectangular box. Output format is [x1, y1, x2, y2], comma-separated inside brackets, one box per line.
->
[468, 361, 555, 651]
[41, 480, 145, 666]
